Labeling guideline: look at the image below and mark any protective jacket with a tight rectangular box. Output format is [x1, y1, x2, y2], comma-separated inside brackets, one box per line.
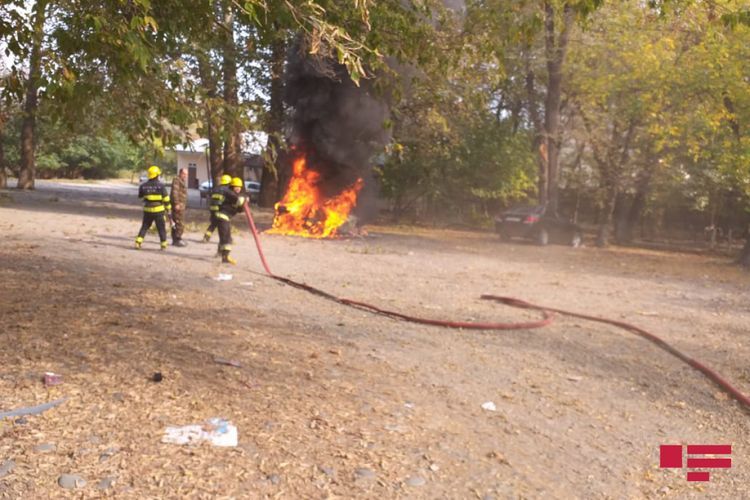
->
[216, 189, 247, 220]
[209, 185, 228, 213]
[139, 179, 171, 213]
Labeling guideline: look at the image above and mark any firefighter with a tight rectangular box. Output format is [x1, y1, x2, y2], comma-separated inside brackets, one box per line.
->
[135, 165, 171, 250]
[216, 177, 247, 264]
[202, 174, 232, 242]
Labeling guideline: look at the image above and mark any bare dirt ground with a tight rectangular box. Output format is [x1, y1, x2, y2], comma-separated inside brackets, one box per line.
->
[1, 181, 749, 499]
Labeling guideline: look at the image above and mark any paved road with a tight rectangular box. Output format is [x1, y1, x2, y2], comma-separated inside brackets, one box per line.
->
[16, 179, 206, 209]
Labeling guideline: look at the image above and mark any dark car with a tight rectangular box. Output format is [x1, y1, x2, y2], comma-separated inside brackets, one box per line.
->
[495, 205, 582, 247]
[244, 181, 261, 203]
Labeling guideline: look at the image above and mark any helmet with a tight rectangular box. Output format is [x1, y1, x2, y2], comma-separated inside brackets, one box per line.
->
[230, 177, 243, 188]
[147, 165, 161, 179]
[220, 174, 232, 185]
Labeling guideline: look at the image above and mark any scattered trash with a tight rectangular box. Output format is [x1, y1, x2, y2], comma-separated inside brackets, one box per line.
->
[240, 281, 253, 287]
[152, 372, 163, 383]
[481, 401, 497, 412]
[0, 398, 68, 419]
[44, 372, 63, 386]
[214, 357, 242, 368]
[162, 418, 238, 447]
[214, 274, 233, 281]
[404, 402, 415, 409]
[566, 375, 583, 382]
[14, 417, 27, 425]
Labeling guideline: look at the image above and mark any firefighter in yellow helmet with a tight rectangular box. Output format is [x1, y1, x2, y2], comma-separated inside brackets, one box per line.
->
[135, 165, 171, 250]
[202, 174, 232, 242]
[215, 177, 247, 264]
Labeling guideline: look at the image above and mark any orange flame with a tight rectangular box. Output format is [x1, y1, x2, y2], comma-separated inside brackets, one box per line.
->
[267, 156, 363, 238]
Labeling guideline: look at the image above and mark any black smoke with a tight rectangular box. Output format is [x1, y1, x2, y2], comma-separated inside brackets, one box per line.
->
[283, 40, 391, 221]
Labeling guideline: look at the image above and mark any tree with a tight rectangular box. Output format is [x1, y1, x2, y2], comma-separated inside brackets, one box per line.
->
[17, 0, 47, 189]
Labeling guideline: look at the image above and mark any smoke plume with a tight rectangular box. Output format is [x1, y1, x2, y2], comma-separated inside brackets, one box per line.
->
[283, 40, 391, 221]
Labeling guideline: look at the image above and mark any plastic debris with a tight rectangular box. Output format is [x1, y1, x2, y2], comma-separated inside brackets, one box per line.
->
[481, 401, 497, 412]
[214, 274, 233, 281]
[0, 398, 68, 419]
[214, 358, 242, 368]
[44, 372, 63, 386]
[162, 418, 238, 447]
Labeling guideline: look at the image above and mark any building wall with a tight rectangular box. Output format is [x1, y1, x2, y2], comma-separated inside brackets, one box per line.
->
[176, 151, 210, 189]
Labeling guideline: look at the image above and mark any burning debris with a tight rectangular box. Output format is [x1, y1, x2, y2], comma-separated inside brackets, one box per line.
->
[267, 156, 363, 238]
[268, 39, 391, 238]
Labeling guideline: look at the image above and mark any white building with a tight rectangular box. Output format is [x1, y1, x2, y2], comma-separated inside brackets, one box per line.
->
[172, 132, 268, 189]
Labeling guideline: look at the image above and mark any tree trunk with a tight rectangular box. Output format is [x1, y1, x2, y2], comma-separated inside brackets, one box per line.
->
[0, 129, 6, 189]
[197, 53, 223, 181]
[221, 0, 242, 179]
[525, 64, 546, 206]
[542, 1, 573, 214]
[737, 236, 750, 267]
[597, 186, 618, 247]
[17, 0, 47, 190]
[613, 192, 629, 243]
[260, 33, 286, 207]
[618, 165, 655, 244]
[0, 101, 6, 189]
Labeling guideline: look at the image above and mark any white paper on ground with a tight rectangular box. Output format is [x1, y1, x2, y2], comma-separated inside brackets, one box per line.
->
[162, 418, 238, 447]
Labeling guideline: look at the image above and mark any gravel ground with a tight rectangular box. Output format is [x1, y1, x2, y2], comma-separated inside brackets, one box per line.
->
[0, 182, 749, 499]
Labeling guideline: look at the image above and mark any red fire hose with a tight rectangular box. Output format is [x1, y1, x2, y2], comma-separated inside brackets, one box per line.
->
[242, 204, 750, 411]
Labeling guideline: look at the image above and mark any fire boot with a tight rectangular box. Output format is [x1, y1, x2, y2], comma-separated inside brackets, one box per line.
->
[135, 236, 143, 249]
[221, 250, 236, 265]
[202, 232, 211, 243]
[160, 241, 168, 250]
[173, 239, 187, 247]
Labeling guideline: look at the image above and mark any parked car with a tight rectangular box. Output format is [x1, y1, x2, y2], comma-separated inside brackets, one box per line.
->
[199, 180, 213, 193]
[198, 179, 261, 203]
[245, 181, 261, 203]
[495, 205, 583, 247]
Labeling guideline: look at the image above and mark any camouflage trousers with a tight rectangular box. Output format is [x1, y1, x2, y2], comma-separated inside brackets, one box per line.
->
[171, 209, 185, 242]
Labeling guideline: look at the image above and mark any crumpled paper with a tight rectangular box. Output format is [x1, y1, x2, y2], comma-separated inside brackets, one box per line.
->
[162, 418, 238, 447]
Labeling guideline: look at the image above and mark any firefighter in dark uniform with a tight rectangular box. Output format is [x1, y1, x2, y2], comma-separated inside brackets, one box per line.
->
[216, 177, 247, 264]
[135, 165, 171, 250]
[202, 174, 232, 242]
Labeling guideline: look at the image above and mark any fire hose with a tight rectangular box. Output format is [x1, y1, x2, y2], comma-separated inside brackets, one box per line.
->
[242, 204, 750, 411]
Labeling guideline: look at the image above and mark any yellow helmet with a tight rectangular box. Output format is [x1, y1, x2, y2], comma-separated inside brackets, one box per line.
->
[147, 165, 161, 179]
[230, 177, 243, 188]
[220, 174, 232, 185]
